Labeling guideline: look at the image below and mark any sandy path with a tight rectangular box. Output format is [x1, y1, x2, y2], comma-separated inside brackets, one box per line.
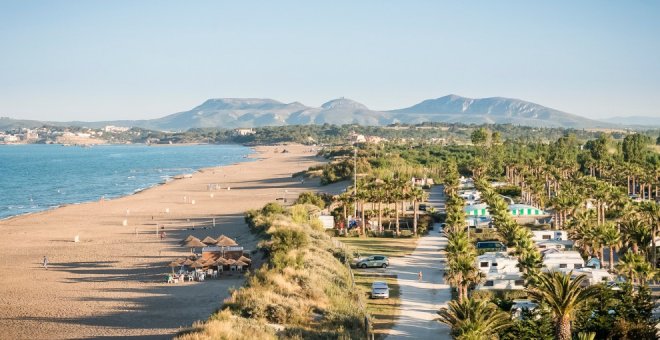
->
[386, 186, 451, 339]
[0, 144, 324, 340]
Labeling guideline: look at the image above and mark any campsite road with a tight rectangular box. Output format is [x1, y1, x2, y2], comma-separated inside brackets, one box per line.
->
[386, 186, 451, 339]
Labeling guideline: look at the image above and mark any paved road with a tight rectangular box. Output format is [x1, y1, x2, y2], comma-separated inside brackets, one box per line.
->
[386, 186, 451, 339]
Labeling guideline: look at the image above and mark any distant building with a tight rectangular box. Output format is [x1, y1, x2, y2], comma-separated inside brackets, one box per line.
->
[365, 135, 387, 144]
[233, 128, 255, 136]
[349, 132, 366, 143]
[103, 125, 130, 133]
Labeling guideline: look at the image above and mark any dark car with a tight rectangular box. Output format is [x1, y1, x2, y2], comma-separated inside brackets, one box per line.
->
[476, 241, 506, 252]
[356, 255, 389, 269]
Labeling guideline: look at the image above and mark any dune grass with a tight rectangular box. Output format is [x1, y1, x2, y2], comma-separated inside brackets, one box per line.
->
[340, 237, 418, 258]
[177, 203, 368, 340]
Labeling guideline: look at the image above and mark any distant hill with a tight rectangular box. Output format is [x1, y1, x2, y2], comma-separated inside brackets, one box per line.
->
[389, 95, 611, 128]
[602, 116, 660, 128]
[2, 95, 622, 131]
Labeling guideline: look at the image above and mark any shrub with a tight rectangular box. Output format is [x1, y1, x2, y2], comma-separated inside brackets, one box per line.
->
[294, 192, 326, 209]
[261, 202, 286, 216]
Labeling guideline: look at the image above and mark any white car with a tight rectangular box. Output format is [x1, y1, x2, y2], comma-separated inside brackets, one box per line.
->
[371, 281, 390, 299]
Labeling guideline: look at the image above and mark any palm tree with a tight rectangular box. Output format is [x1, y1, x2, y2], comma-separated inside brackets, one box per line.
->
[410, 186, 427, 235]
[616, 251, 654, 285]
[527, 271, 599, 340]
[600, 222, 621, 270]
[639, 201, 659, 268]
[437, 297, 512, 339]
[444, 254, 483, 302]
[620, 217, 651, 254]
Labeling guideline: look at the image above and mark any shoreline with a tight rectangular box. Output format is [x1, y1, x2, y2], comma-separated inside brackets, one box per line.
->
[0, 144, 258, 222]
[0, 144, 324, 339]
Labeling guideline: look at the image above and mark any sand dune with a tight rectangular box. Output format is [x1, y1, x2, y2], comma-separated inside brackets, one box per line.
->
[0, 144, 325, 339]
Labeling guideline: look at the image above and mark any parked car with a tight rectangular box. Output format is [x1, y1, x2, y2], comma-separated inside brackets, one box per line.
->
[357, 255, 389, 268]
[371, 281, 390, 299]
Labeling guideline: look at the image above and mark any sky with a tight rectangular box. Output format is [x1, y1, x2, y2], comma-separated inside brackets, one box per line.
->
[1, 1, 659, 121]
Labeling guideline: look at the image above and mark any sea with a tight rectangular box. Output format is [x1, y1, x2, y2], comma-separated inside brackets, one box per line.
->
[0, 144, 254, 220]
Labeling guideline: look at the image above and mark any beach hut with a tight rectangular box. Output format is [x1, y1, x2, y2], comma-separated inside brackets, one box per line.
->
[201, 236, 217, 245]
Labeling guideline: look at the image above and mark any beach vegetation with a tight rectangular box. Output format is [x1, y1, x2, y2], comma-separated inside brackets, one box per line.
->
[177, 203, 369, 339]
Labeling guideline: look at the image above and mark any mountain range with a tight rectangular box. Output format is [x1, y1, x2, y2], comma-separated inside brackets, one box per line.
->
[2, 95, 649, 131]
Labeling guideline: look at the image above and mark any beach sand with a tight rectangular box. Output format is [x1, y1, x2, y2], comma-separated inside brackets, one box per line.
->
[0, 144, 333, 340]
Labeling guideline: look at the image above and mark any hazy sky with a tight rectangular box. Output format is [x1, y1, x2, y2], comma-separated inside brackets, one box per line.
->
[1, 1, 659, 121]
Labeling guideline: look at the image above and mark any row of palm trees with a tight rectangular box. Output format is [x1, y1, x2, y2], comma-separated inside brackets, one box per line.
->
[333, 175, 428, 236]
[442, 162, 484, 303]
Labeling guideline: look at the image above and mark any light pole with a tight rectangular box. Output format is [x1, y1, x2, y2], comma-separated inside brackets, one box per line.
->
[353, 146, 358, 221]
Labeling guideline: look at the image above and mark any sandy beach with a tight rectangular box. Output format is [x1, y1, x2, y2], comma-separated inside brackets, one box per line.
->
[0, 144, 329, 340]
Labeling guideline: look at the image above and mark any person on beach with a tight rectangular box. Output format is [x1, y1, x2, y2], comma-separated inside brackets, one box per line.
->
[43, 256, 48, 269]
[417, 271, 422, 281]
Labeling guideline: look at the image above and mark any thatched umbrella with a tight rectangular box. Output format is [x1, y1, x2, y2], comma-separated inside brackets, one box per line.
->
[234, 260, 247, 268]
[201, 236, 216, 245]
[182, 258, 195, 266]
[238, 256, 252, 264]
[168, 261, 180, 275]
[216, 236, 238, 247]
[225, 258, 236, 266]
[190, 260, 204, 270]
[180, 235, 197, 246]
[183, 238, 206, 253]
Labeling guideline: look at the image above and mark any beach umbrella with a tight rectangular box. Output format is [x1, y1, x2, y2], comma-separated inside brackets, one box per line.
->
[168, 261, 180, 274]
[234, 260, 247, 267]
[238, 256, 252, 264]
[225, 258, 236, 265]
[180, 235, 197, 246]
[215, 236, 238, 247]
[215, 258, 228, 267]
[190, 260, 204, 270]
[201, 236, 217, 245]
[183, 238, 206, 253]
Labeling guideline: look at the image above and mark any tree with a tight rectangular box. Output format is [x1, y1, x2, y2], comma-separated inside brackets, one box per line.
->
[438, 297, 512, 339]
[471, 128, 490, 147]
[620, 217, 651, 254]
[410, 187, 427, 235]
[622, 133, 651, 164]
[527, 271, 599, 340]
[616, 251, 654, 284]
[599, 222, 621, 270]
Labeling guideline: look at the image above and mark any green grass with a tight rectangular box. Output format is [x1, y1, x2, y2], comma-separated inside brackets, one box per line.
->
[340, 237, 419, 258]
[354, 274, 400, 339]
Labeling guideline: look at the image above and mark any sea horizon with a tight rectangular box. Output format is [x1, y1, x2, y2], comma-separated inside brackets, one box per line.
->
[0, 144, 254, 220]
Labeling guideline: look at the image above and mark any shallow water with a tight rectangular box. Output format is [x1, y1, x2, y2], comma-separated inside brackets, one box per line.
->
[0, 144, 253, 219]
